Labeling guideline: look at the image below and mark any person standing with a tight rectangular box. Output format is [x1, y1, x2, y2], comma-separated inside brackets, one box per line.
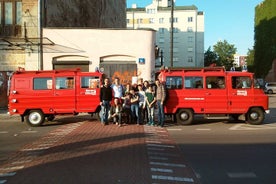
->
[137, 84, 146, 124]
[111, 77, 124, 102]
[155, 79, 166, 127]
[130, 88, 140, 125]
[100, 78, 113, 125]
[145, 85, 156, 126]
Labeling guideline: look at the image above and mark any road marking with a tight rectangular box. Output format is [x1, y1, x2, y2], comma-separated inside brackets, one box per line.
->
[196, 128, 211, 131]
[152, 175, 194, 182]
[167, 128, 182, 131]
[227, 172, 257, 178]
[149, 156, 169, 161]
[147, 147, 165, 151]
[229, 123, 276, 130]
[150, 162, 186, 168]
[147, 143, 175, 148]
[0, 180, 7, 184]
[151, 168, 173, 173]
[0, 172, 16, 177]
[0, 131, 8, 134]
[148, 151, 179, 157]
[145, 140, 162, 144]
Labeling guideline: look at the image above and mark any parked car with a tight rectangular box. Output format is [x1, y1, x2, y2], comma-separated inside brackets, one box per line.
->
[264, 82, 276, 94]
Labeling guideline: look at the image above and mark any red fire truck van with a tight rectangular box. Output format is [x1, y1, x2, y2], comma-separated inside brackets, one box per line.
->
[8, 68, 102, 126]
[158, 67, 269, 125]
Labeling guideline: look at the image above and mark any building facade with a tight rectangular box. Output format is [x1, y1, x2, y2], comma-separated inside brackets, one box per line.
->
[126, 0, 204, 68]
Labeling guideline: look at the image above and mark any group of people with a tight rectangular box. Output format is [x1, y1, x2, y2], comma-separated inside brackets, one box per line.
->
[99, 77, 166, 127]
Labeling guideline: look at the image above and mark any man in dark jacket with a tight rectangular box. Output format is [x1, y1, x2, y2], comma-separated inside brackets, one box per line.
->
[100, 78, 113, 125]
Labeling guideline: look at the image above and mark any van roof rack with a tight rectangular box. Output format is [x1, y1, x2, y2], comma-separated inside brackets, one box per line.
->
[160, 67, 225, 73]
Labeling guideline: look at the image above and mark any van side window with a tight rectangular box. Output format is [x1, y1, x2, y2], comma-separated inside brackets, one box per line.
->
[166, 76, 183, 89]
[206, 76, 225, 89]
[34, 78, 52, 90]
[232, 76, 251, 89]
[81, 76, 100, 88]
[184, 76, 203, 89]
[56, 77, 74, 89]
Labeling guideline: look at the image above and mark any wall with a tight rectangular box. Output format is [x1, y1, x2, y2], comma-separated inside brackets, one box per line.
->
[42, 28, 156, 81]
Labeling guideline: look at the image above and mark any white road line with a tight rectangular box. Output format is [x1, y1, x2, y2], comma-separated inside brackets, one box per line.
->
[0, 172, 16, 177]
[0, 180, 7, 184]
[149, 156, 169, 161]
[227, 172, 257, 178]
[0, 131, 8, 134]
[230, 123, 276, 130]
[152, 175, 194, 182]
[148, 152, 179, 157]
[196, 128, 211, 131]
[150, 162, 186, 168]
[151, 168, 173, 173]
[167, 128, 182, 131]
[147, 147, 165, 151]
[147, 143, 175, 148]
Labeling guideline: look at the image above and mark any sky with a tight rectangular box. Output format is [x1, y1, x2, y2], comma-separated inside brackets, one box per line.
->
[127, 0, 264, 55]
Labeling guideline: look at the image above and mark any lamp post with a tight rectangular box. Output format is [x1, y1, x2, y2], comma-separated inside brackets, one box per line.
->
[132, 4, 137, 29]
[170, 0, 174, 68]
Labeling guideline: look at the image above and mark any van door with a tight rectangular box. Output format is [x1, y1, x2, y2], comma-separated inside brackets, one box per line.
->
[204, 76, 228, 113]
[228, 76, 253, 113]
[76, 74, 101, 112]
[53, 76, 76, 113]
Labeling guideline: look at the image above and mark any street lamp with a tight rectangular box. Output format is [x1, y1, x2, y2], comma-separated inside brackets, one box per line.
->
[170, 0, 174, 68]
[132, 4, 137, 29]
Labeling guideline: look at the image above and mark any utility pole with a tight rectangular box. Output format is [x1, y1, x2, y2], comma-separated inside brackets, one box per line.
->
[170, 0, 174, 68]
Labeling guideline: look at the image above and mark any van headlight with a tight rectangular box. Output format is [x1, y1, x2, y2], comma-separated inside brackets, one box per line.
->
[12, 90, 17, 94]
[12, 109, 17, 113]
[11, 99, 17, 103]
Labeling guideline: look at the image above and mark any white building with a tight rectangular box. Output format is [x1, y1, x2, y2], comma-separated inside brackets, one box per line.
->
[41, 28, 156, 84]
[126, 0, 204, 68]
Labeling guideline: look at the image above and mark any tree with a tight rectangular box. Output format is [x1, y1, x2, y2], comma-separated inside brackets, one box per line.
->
[213, 40, 237, 70]
[254, 0, 276, 78]
[204, 47, 218, 66]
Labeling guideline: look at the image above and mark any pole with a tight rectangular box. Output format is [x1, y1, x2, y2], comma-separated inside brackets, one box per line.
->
[170, 0, 174, 67]
[38, 0, 43, 70]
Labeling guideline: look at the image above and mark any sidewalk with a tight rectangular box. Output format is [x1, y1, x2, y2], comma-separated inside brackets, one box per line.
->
[0, 120, 200, 184]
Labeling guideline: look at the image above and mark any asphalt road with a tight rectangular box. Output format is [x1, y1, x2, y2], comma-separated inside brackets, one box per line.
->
[168, 94, 276, 184]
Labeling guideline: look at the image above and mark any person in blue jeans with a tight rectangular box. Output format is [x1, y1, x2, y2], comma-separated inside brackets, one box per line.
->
[155, 79, 166, 127]
[130, 88, 140, 125]
[100, 78, 113, 125]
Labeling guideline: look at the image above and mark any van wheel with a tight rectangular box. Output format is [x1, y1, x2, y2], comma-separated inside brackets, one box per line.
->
[176, 109, 193, 125]
[246, 108, 264, 125]
[26, 110, 45, 127]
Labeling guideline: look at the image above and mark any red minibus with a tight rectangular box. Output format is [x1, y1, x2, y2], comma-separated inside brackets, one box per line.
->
[8, 68, 102, 126]
[158, 67, 269, 125]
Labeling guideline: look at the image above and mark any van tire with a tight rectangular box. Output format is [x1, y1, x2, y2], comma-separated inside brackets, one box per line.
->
[246, 108, 264, 125]
[176, 109, 193, 125]
[26, 110, 45, 127]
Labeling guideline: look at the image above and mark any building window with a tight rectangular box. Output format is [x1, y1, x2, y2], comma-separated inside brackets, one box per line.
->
[138, 18, 143, 24]
[188, 57, 193, 62]
[159, 17, 164, 24]
[170, 17, 178, 23]
[0, 0, 22, 37]
[170, 27, 178, 33]
[188, 17, 193, 22]
[187, 27, 193, 32]
[149, 18, 154, 24]
[188, 36, 193, 42]
[159, 28, 165, 34]
[188, 47, 193, 52]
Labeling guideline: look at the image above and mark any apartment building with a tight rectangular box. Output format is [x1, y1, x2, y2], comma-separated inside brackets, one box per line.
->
[126, 0, 204, 68]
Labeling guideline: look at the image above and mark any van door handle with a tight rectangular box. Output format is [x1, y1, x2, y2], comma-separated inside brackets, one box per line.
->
[206, 92, 211, 95]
